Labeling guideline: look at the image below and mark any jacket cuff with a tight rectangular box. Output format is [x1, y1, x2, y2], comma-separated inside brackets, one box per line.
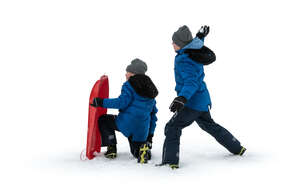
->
[102, 98, 108, 108]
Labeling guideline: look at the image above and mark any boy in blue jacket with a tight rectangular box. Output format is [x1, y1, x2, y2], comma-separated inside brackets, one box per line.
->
[160, 25, 246, 169]
[91, 58, 158, 163]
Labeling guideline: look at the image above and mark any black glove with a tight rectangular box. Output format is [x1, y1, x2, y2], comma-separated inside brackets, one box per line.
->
[146, 134, 153, 149]
[169, 96, 187, 113]
[90, 97, 103, 107]
[196, 25, 210, 39]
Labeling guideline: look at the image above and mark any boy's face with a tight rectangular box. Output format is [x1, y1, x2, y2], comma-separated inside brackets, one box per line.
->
[172, 43, 181, 51]
[125, 72, 135, 80]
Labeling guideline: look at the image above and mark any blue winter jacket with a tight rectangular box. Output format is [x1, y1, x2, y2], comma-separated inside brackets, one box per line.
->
[174, 37, 212, 111]
[102, 75, 158, 142]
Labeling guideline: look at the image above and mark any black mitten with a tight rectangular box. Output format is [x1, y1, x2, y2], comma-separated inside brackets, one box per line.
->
[169, 96, 187, 113]
[146, 134, 153, 149]
[196, 25, 210, 39]
[90, 97, 103, 107]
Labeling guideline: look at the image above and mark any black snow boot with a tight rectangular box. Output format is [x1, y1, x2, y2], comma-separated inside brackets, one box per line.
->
[238, 146, 247, 156]
[137, 144, 150, 164]
[104, 145, 117, 159]
[155, 163, 179, 170]
[146, 141, 152, 160]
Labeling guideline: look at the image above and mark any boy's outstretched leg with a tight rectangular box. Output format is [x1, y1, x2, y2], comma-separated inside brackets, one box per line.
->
[195, 111, 246, 155]
[98, 114, 118, 159]
[161, 108, 199, 167]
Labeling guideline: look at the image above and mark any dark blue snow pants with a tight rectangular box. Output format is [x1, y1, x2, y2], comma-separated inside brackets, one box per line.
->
[98, 114, 146, 158]
[162, 107, 242, 165]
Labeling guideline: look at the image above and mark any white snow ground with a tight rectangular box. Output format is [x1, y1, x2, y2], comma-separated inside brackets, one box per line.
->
[0, 0, 300, 192]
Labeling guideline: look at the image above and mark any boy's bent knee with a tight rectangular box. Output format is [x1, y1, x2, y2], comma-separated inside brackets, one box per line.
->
[98, 114, 115, 125]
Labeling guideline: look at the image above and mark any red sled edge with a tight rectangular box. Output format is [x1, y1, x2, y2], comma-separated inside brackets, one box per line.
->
[86, 75, 109, 160]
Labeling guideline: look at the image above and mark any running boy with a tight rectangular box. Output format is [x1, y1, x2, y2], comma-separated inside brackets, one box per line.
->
[160, 25, 246, 169]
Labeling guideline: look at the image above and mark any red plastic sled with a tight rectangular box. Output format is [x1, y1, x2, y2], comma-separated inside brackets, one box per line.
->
[85, 75, 109, 160]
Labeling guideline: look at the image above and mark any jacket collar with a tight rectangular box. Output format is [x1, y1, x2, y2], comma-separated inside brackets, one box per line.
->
[176, 37, 204, 54]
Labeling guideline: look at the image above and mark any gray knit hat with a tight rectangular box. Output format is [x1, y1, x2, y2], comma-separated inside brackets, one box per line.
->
[172, 25, 193, 49]
[126, 58, 148, 74]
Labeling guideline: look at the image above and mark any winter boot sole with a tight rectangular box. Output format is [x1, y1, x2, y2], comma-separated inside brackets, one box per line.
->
[169, 164, 179, 170]
[239, 147, 247, 156]
[104, 153, 117, 159]
[155, 163, 179, 169]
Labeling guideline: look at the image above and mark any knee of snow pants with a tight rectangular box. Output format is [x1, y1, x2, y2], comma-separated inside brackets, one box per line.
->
[98, 114, 118, 146]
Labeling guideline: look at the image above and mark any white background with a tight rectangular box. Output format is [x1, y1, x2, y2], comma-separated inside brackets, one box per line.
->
[0, 0, 299, 192]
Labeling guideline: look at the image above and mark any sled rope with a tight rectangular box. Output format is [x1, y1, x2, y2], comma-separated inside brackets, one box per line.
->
[80, 149, 87, 161]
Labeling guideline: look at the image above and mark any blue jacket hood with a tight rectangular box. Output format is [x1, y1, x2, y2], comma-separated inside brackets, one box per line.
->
[128, 74, 158, 99]
[177, 37, 204, 54]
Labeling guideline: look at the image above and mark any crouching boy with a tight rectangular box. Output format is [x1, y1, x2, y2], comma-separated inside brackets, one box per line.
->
[91, 58, 158, 163]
